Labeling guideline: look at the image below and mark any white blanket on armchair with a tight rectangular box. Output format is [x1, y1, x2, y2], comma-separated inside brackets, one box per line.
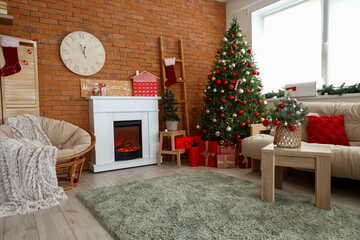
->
[0, 114, 67, 218]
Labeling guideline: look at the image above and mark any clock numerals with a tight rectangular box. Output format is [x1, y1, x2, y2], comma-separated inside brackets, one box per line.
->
[91, 66, 97, 73]
[61, 49, 70, 55]
[64, 58, 73, 66]
[64, 41, 71, 48]
[73, 65, 80, 74]
[83, 67, 89, 75]
[96, 61, 103, 68]
[78, 32, 85, 40]
[69, 34, 76, 42]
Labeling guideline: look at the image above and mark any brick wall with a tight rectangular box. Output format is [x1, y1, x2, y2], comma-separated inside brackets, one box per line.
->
[1, 0, 225, 136]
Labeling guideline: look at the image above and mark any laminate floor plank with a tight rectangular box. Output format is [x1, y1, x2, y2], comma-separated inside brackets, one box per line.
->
[4, 214, 39, 240]
[34, 212, 76, 240]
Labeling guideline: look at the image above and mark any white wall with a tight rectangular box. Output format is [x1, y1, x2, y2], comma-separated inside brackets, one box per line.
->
[226, 0, 280, 46]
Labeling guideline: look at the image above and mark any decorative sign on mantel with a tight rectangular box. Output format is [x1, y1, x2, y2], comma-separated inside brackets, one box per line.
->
[80, 79, 132, 97]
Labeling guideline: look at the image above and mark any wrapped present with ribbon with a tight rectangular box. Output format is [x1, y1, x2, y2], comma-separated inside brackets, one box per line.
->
[217, 146, 236, 155]
[175, 136, 201, 150]
[189, 146, 200, 167]
[217, 154, 236, 168]
[237, 138, 251, 168]
[199, 140, 217, 167]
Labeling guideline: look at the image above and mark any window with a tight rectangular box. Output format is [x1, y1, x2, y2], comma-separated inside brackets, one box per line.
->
[253, 0, 360, 93]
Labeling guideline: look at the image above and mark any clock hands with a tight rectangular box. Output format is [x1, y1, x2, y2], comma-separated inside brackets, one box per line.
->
[79, 43, 87, 59]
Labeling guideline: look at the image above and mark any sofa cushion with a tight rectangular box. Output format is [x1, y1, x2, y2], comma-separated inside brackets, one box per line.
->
[307, 115, 350, 146]
[242, 134, 273, 161]
[302, 102, 360, 142]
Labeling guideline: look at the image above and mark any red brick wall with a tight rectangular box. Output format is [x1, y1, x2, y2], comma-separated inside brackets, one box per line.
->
[1, 0, 225, 134]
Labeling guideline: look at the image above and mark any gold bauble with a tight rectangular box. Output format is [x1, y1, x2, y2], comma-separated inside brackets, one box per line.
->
[260, 117, 265, 122]
[237, 88, 244, 94]
[212, 118, 217, 123]
[205, 109, 210, 114]
[250, 80, 254, 84]
[232, 113, 237, 118]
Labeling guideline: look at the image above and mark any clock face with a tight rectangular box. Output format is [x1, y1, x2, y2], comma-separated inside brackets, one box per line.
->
[60, 31, 106, 76]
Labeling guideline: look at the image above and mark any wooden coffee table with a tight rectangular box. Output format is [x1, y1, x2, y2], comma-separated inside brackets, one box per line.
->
[261, 143, 332, 210]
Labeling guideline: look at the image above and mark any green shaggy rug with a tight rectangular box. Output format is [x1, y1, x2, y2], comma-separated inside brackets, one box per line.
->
[77, 171, 360, 240]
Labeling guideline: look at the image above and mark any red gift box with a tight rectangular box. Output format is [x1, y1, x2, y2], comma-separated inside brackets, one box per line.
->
[189, 146, 199, 167]
[199, 140, 217, 167]
[217, 154, 236, 168]
[217, 146, 236, 155]
[175, 136, 201, 150]
[237, 138, 251, 168]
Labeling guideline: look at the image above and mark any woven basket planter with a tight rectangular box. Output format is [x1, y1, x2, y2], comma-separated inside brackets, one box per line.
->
[273, 124, 301, 148]
[166, 121, 178, 131]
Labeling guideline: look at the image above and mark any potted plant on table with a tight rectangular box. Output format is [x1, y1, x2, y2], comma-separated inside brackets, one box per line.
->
[161, 88, 180, 131]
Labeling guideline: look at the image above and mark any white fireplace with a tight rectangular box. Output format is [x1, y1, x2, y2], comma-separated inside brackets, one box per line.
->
[87, 96, 161, 172]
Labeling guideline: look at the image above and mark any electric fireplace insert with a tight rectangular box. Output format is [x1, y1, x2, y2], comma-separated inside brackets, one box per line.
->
[114, 120, 142, 161]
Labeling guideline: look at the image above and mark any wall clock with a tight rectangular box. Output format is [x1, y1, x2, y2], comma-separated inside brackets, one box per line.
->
[60, 31, 106, 76]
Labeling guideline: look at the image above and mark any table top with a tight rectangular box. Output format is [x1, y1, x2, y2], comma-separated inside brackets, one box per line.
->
[159, 130, 186, 136]
[262, 143, 331, 157]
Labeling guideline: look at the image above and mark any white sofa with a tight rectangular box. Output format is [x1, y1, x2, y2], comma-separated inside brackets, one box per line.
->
[242, 102, 360, 181]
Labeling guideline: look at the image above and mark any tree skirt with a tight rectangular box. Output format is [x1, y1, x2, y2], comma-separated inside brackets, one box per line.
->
[77, 171, 360, 240]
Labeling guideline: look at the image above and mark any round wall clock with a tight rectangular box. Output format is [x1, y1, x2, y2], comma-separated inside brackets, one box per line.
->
[60, 31, 106, 76]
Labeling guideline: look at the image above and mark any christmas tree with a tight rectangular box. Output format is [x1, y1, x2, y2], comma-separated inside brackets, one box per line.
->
[200, 18, 267, 142]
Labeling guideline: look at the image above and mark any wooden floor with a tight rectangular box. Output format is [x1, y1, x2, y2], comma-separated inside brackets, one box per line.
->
[1, 161, 360, 240]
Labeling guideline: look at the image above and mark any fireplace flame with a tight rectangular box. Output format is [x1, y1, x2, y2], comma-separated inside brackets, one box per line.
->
[115, 140, 141, 153]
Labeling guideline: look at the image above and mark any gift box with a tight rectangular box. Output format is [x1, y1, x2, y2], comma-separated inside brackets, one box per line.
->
[199, 140, 217, 167]
[217, 146, 236, 155]
[237, 138, 251, 168]
[189, 146, 200, 167]
[217, 154, 236, 168]
[175, 136, 201, 150]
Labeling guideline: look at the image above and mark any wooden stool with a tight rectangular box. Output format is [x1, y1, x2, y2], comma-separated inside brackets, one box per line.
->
[158, 130, 187, 168]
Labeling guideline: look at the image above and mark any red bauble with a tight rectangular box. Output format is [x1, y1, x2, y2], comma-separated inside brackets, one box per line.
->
[223, 80, 228, 85]
[252, 69, 257, 75]
[231, 80, 236, 84]
[217, 49, 221, 53]
[229, 141, 234, 146]
[220, 113, 225, 118]
[232, 44, 237, 49]
[221, 99, 226, 104]
[222, 66, 227, 71]
[274, 120, 280, 126]
[212, 102, 216, 106]
[208, 97, 212, 101]
[246, 89, 250, 93]
[242, 100, 247, 105]
[229, 84, 234, 90]
[279, 103, 285, 108]
[203, 97, 207, 100]
[294, 100, 297, 103]
[275, 109, 280, 112]
[200, 107, 204, 111]
[258, 100, 263, 104]
[236, 135, 241, 140]
[258, 88, 262, 92]
[207, 74, 211, 79]
[257, 72, 260, 75]
[287, 114, 290, 117]
[248, 63, 253, 67]
[241, 61, 245, 65]
[202, 129, 207, 134]
[241, 123, 246, 127]
[255, 113, 260, 117]
[232, 72, 237, 76]
[230, 50, 234, 54]
[237, 110, 243, 115]
[289, 126, 296, 131]
[229, 95, 235, 100]
[246, 120, 251, 125]
[247, 49, 252, 53]
[253, 99, 257, 102]
[230, 33, 234, 36]
[216, 80, 221, 85]
[262, 119, 269, 126]
[215, 70, 220, 74]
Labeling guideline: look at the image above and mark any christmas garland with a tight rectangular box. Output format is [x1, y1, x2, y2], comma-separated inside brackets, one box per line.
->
[265, 83, 360, 98]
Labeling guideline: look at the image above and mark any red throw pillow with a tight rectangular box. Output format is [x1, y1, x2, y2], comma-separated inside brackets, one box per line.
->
[307, 115, 350, 146]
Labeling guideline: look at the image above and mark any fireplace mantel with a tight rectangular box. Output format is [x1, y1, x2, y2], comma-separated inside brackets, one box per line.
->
[87, 96, 161, 172]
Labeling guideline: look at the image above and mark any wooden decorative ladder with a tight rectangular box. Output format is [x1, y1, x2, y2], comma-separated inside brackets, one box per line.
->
[159, 36, 190, 136]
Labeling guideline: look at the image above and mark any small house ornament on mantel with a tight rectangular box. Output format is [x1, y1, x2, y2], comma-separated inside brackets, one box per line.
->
[131, 71, 159, 97]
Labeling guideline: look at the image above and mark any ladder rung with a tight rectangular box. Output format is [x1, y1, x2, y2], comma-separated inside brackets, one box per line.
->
[164, 79, 185, 83]
[175, 59, 183, 63]
[178, 99, 186, 103]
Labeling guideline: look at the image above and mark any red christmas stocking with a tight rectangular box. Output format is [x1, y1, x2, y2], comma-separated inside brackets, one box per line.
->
[164, 57, 177, 87]
[0, 37, 21, 77]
